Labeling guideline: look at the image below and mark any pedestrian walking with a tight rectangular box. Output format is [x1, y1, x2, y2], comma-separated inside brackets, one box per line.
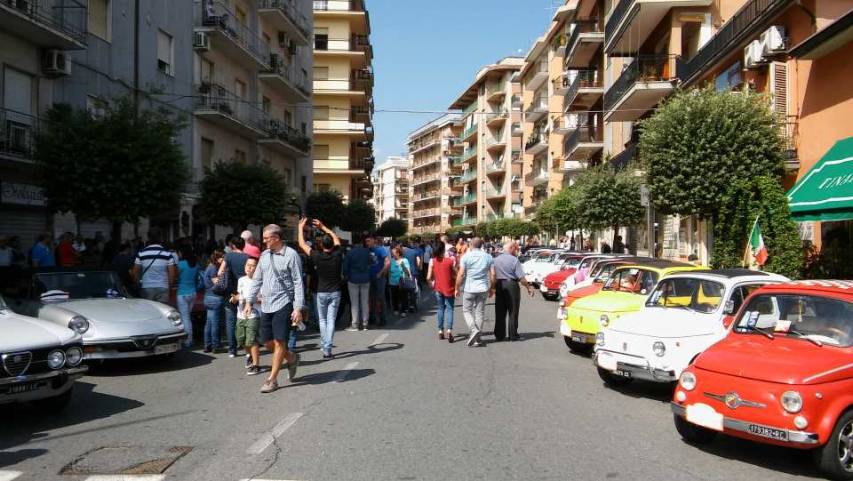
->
[176, 245, 202, 348]
[402, 239, 423, 311]
[131, 228, 176, 303]
[56, 232, 78, 267]
[219, 236, 249, 357]
[426, 242, 456, 342]
[493, 242, 534, 341]
[202, 250, 225, 353]
[297, 218, 342, 359]
[388, 246, 413, 317]
[454, 238, 495, 347]
[244, 224, 304, 394]
[236, 256, 262, 375]
[366, 235, 390, 326]
[344, 235, 371, 331]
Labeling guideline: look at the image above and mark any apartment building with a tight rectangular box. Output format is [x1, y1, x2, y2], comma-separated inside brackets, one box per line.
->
[449, 57, 525, 227]
[312, 0, 375, 203]
[373, 156, 409, 224]
[407, 113, 462, 236]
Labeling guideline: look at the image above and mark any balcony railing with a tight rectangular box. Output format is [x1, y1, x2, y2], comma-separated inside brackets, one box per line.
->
[485, 81, 506, 99]
[485, 108, 508, 123]
[566, 21, 601, 58]
[484, 186, 505, 198]
[566, 70, 602, 103]
[511, 96, 522, 111]
[605, 0, 634, 44]
[609, 142, 637, 170]
[263, 55, 310, 95]
[258, 0, 311, 40]
[525, 96, 548, 115]
[314, 34, 371, 53]
[195, 82, 268, 131]
[525, 168, 549, 184]
[553, 72, 571, 93]
[462, 145, 477, 161]
[265, 122, 312, 152]
[0, 0, 88, 47]
[511, 150, 522, 163]
[485, 131, 505, 148]
[485, 213, 506, 221]
[452, 216, 477, 226]
[485, 161, 505, 174]
[604, 54, 681, 111]
[412, 172, 441, 185]
[461, 123, 478, 140]
[0, 107, 40, 160]
[563, 119, 602, 154]
[196, 1, 271, 65]
[525, 130, 549, 150]
[677, 0, 790, 85]
[460, 170, 478, 183]
[313, 0, 366, 12]
[462, 102, 478, 118]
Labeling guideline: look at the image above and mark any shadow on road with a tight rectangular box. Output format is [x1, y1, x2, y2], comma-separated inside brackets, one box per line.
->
[298, 342, 404, 367]
[687, 435, 820, 478]
[286, 368, 375, 387]
[600, 379, 675, 403]
[85, 350, 215, 377]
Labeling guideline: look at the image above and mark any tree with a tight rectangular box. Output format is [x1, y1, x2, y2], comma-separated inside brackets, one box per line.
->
[34, 98, 189, 236]
[305, 191, 345, 229]
[486, 218, 539, 239]
[639, 87, 784, 218]
[340, 199, 376, 234]
[376, 218, 407, 238]
[198, 161, 289, 231]
[577, 166, 645, 234]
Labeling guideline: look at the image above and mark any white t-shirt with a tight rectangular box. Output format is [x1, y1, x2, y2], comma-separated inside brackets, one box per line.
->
[134, 244, 175, 289]
[237, 275, 259, 319]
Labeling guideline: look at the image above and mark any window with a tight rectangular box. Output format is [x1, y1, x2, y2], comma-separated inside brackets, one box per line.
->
[157, 30, 174, 76]
[314, 144, 329, 159]
[201, 138, 214, 171]
[234, 149, 247, 164]
[200, 58, 214, 83]
[313, 66, 329, 80]
[314, 27, 329, 50]
[88, 0, 110, 41]
[262, 97, 271, 115]
[284, 110, 293, 127]
[313, 106, 330, 120]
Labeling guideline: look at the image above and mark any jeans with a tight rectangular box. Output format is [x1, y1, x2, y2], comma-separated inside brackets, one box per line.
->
[176, 293, 195, 347]
[462, 291, 488, 334]
[316, 291, 341, 352]
[435, 293, 455, 331]
[203, 294, 224, 349]
[369, 275, 388, 324]
[348, 282, 370, 327]
[140, 287, 169, 304]
[224, 301, 238, 354]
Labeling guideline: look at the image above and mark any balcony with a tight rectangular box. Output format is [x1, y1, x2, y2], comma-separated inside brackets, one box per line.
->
[485, 186, 505, 200]
[525, 168, 550, 186]
[526, 60, 549, 91]
[525, 96, 549, 123]
[0, 0, 86, 49]
[195, 1, 271, 69]
[260, 56, 310, 102]
[511, 122, 523, 137]
[413, 189, 450, 202]
[609, 142, 637, 170]
[565, 21, 604, 69]
[553, 30, 569, 56]
[565, 70, 604, 108]
[313, 34, 371, 68]
[561, 160, 585, 172]
[452, 193, 478, 207]
[412, 208, 441, 219]
[485, 213, 507, 221]
[460, 169, 478, 184]
[258, 0, 311, 45]
[485, 81, 506, 102]
[313, 119, 370, 138]
[461, 123, 479, 143]
[452, 216, 477, 226]
[511, 95, 523, 111]
[461, 145, 478, 163]
[313, 78, 367, 98]
[605, 0, 713, 55]
[525, 130, 549, 155]
[511, 150, 523, 164]
[313, 0, 367, 13]
[552, 114, 576, 134]
[195, 82, 268, 138]
[485, 131, 506, 152]
[0, 107, 40, 162]
[412, 171, 442, 186]
[563, 119, 603, 160]
[258, 123, 311, 156]
[485, 160, 505, 177]
[552, 72, 571, 96]
[314, 158, 369, 174]
[409, 138, 440, 156]
[604, 54, 681, 122]
[485, 109, 509, 127]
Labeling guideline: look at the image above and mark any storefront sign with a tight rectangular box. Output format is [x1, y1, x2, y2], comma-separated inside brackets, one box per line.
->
[1, 182, 45, 206]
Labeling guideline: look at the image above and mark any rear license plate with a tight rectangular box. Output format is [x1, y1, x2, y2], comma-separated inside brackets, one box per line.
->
[614, 369, 632, 378]
[748, 424, 788, 441]
[154, 343, 179, 355]
[6, 382, 43, 395]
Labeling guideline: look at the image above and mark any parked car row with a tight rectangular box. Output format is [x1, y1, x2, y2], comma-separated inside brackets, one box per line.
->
[551, 257, 853, 480]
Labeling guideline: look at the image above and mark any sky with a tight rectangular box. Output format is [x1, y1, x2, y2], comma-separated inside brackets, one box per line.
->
[369, 0, 562, 165]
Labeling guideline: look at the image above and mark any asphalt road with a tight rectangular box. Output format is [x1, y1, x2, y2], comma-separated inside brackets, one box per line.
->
[0, 290, 827, 481]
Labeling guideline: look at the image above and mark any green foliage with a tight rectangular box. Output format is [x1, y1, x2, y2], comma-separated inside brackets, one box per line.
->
[377, 218, 408, 238]
[305, 191, 345, 228]
[576, 166, 645, 231]
[712, 176, 803, 278]
[34, 98, 189, 223]
[340, 199, 376, 233]
[639, 87, 784, 217]
[198, 161, 289, 230]
[483, 218, 539, 238]
[446, 226, 469, 237]
[537, 184, 584, 232]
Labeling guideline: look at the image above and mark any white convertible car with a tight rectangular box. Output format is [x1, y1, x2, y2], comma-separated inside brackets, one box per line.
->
[593, 269, 788, 386]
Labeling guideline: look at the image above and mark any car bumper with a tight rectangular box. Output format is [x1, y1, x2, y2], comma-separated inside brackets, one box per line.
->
[594, 350, 676, 382]
[671, 403, 820, 445]
[540, 285, 559, 296]
[83, 332, 187, 359]
[0, 366, 88, 404]
[567, 330, 596, 345]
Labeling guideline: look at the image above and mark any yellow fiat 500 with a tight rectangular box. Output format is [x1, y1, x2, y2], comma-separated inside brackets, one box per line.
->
[562, 260, 700, 353]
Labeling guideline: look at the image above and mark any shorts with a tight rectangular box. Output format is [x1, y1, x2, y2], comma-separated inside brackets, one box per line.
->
[260, 303, 293, 344]
[235, 317, 259, 347]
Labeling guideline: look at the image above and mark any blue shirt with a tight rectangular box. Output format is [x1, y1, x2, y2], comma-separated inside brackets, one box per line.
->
[31, 242, 55, 267]
[403, 246, 422, 277]
[369, 246, 389, 277]
[176, 260, 200, 296]
[344, 246, 371, 284]
[460, 249, 494, 293]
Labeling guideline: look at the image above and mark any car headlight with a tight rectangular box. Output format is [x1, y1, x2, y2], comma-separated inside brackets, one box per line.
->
[679, 371, 696, 391]
[167, 310, 183, 326]
[596, 332, 605, 346]
[47, 349, 66, 369]
[65, 347, 83, 367]
[652, 341, 666, 357]
[600, 314, 610, 327]
[781, 391, 803, 413]
[68, 316, 90, 335]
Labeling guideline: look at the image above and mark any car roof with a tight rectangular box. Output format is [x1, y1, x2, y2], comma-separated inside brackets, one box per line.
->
[754, 280, 853, 298]
[618, 259, 694, 269]
[663, 269, 789, 283]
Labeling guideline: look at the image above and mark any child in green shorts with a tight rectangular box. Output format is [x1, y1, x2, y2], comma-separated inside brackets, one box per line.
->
[236, 257, 261, 375]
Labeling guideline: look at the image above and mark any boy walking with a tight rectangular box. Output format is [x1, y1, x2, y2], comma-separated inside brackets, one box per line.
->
[236, 257, 261, 375]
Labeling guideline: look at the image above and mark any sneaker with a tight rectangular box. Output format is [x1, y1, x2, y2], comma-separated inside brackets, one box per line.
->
[322, 350, 333, 359]
[245, 354, 252, 369]
[287, 352, 299, 381]
[447, 332, 455, 344]
[466, 331, 481, 347]
[247, 365, 261, 376]
[260, 379, 278, 393]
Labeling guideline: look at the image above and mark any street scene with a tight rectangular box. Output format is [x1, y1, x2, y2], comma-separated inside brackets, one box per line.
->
[2, 0, 853, 480]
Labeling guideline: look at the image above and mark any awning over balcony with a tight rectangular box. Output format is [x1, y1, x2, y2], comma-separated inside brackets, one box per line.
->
[787, 137, 853, 222]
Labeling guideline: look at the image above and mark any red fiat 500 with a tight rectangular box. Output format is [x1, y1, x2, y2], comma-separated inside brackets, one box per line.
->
[671, 281, 853, 480]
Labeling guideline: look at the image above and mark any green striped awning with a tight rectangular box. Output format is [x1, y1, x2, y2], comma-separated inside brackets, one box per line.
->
[787, 137, 853, 222]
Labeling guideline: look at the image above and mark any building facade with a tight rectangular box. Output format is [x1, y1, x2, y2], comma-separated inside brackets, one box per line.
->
[373, 156, 409, 224]
[312, 0, 374, 203]
[407, 114, 462, 235]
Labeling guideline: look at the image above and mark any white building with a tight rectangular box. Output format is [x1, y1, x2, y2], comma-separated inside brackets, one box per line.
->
[374, 156, 410, 223]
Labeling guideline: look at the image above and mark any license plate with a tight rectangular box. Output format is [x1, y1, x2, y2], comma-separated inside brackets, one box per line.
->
[748, 424, 789, 441]
[597, 354, 617, 371]
[154, 343, 179, 355]
[686, 403, 724, 431]
[613, 369, 632, 378]
[6, 382, 42, 395]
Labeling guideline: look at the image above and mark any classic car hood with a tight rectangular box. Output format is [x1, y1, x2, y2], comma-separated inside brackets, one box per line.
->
[565, 284, 602, 302]
[42, 299, 179, 340]
[571, 291, 642, 314]
[544, 269, 575, 286]
[610, 308, 721, 338]
[695, 334, 853, 385]
[0, 310, 79, 352]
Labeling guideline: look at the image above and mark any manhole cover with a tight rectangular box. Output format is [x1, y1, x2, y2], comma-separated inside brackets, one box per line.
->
[60, 446, 192, 475]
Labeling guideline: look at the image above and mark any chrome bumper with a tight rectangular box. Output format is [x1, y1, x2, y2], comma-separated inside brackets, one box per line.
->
[0, 366, 88, 386]
[594, 351, 676, 382]
[671, 403, 820, 445]
[83, 332, 187, 359]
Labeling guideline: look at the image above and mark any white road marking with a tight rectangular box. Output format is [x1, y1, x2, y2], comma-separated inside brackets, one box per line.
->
[0, 471, 22, 481]
[246, 412, 304, 455]
[370, 333, 389, 346]
[82, 476, 166, 481]
[335, 361, 360, 383]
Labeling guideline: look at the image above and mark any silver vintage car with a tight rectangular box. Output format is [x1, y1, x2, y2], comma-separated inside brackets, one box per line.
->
[9, 269, 187, 360]
[0, 293, 87, 411]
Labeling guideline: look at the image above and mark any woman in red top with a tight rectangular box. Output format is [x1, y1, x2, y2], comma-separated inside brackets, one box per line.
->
[426, 242, 457, 342]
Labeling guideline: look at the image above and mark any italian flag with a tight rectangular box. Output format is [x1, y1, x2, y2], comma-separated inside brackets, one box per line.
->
[748, 219, 769, 267]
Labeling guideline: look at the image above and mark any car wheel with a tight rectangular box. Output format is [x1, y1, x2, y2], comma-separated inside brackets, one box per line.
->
[597, 367, 632, 387]
[814, 409, 853, 480]
[673, 414, 717, 445]
[33, 387, 73, 413]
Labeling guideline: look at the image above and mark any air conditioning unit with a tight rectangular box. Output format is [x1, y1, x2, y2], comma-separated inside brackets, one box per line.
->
[193, 32, 210, 51]
[760, 26, 786, 57]
[42, 50, 71, 77]
[743, 40, 764, 69]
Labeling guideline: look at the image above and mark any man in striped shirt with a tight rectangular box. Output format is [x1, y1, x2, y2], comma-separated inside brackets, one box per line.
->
[244, 224, 304, 393]
[131, 228, 176, 303]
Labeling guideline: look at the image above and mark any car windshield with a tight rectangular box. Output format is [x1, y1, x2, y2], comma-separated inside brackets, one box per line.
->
[603, 268, 658, 294]
[34, 271, 129, 301]
[534, 253, 552, 262]
[735, 294, 853, 347]
[559, 255, 581, 267]
[646, 278, 725, 314]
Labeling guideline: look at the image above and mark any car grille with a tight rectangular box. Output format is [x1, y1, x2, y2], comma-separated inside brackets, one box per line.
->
[2, 351, 33, 377]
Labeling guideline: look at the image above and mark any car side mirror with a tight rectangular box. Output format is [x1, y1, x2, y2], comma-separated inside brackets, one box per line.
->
[723, 299, 735, 315]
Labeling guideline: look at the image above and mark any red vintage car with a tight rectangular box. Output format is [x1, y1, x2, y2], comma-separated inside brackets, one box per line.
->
[671, 280, 853, 480]
[541, 267, 578, 301]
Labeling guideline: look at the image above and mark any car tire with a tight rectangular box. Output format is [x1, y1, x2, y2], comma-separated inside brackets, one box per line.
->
[597, 367, 632, 387]
[673, 414, 717, 445]
[34, 387, 73, 413]
[814, 409, 853, 480]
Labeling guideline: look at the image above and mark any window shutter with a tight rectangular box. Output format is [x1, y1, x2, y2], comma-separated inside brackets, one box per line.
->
[157, 30, 171, 63]
[769, 61, 788, 117]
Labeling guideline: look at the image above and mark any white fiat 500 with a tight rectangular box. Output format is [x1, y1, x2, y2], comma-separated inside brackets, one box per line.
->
[593, 269, 788, 387]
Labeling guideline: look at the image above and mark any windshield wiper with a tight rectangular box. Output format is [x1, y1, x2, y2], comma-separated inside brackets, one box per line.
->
[744, 324, 775, 339]
[786, 328, 823, 347]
